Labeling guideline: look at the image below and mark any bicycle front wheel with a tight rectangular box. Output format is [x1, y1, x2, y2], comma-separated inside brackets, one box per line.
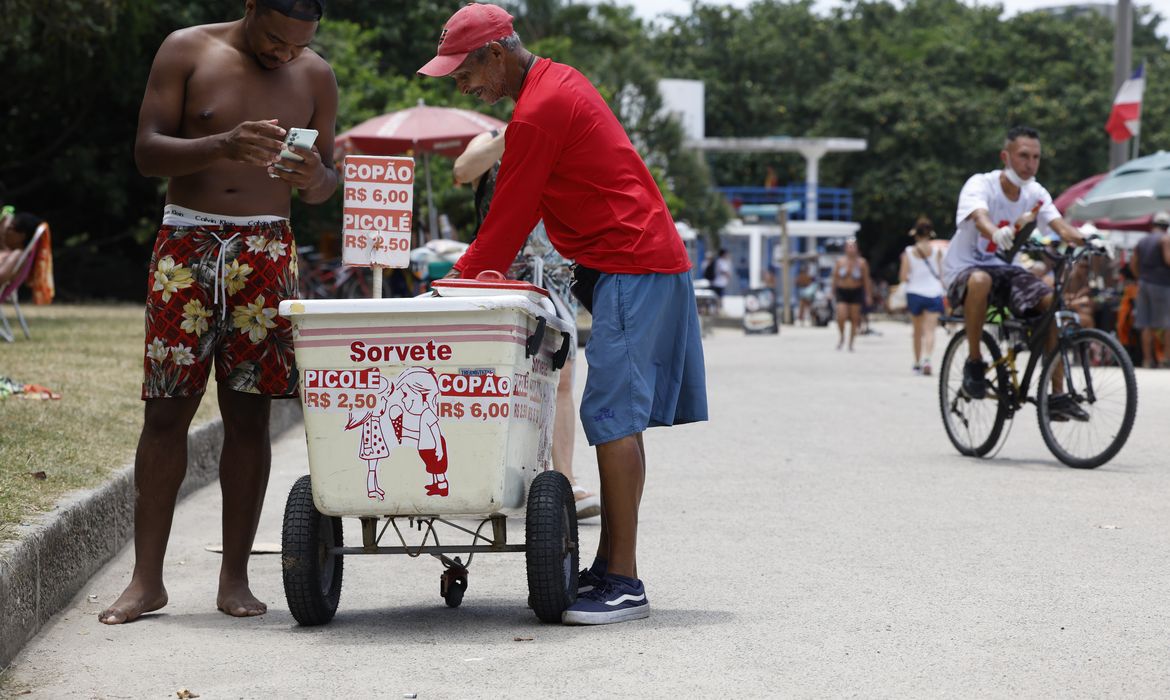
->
[1036, 328, 1137, 469]
[939, 329, 1011, 457]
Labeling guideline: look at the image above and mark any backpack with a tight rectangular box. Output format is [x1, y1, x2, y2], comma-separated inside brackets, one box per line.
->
[703, 259, 717, 282]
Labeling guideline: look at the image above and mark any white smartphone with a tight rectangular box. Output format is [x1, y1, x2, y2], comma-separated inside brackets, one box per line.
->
[273, 127, 319, 173]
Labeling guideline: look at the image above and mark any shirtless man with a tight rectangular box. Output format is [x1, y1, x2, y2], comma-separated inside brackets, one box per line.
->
[100, 0, 338, 624]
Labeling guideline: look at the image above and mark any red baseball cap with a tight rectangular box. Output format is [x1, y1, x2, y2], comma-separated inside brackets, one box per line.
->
[418, 3, 515, 77]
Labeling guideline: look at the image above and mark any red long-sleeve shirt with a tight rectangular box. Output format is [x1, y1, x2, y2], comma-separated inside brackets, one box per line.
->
[453, 59, 692, 278]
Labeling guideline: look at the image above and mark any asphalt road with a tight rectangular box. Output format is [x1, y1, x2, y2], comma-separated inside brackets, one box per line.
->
[6, 320, 1170, 698]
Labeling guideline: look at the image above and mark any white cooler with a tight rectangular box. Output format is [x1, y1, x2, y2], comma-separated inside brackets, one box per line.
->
[279, 280, 571, 519]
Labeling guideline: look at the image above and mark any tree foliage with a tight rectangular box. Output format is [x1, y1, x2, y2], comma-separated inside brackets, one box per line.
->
[648, 0, 1170, 276]
[3, 0, 1168, 296]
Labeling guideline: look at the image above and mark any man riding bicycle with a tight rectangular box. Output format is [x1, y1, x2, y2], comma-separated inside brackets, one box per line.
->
[942, 126, 1086, 419]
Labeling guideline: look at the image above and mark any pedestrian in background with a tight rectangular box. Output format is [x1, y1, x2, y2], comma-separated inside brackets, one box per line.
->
[710, 248, 732, 299]
[1131, 210, 1170, 368]
[795, 264, 816, 326]
[899, 217, 945, 375]
[831, 238, 872, 351]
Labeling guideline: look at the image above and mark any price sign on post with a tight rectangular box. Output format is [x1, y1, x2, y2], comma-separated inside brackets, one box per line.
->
[342, 155, 415, 268]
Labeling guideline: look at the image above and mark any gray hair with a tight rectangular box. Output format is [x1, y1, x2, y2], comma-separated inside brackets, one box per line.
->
[468, 32, 523, 63]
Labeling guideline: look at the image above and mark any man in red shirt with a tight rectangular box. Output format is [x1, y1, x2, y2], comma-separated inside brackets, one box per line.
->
[421, 3, 708, 625]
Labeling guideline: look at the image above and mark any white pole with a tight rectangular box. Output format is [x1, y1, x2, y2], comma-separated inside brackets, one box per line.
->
[780, 208, 792, 324]
[748, 229, 762, 289]
[1110, 0, 1134, 169]
[425, 152, 438, 242]
[372, 266, 383, 299]
[800, 145, 826, 222]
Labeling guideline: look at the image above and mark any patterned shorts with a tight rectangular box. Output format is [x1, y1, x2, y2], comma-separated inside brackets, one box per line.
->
[141, 222, 299, 399]
[947, 265, 1052, 319]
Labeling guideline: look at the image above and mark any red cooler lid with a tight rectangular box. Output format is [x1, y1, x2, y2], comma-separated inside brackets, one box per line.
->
[431, 270, 549, 298]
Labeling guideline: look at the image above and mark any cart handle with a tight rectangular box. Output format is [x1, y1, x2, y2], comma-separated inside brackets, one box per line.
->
[526, 316, 547, 358]
[552, 331, 571, 370]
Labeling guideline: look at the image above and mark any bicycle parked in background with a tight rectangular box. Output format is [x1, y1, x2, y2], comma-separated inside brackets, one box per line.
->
[297, 245, 416, 299]
[938, 230, 1137, 469]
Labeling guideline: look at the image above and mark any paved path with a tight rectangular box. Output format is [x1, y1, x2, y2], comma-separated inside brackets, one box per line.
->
[6, 321, 1170, 697]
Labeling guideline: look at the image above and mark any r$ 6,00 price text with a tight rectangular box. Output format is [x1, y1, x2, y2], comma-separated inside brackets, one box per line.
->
[345, 187, 410, 205]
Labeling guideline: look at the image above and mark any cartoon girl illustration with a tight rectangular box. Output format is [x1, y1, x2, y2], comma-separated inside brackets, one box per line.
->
[344, 374, 399, 501]
[390, 367, 450, 497]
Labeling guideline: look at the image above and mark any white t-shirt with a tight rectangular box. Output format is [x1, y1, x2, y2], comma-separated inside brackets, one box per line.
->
[942, 170, 1061, 287]
[903, 244, 946, 297]
[713, 257, 733, 287]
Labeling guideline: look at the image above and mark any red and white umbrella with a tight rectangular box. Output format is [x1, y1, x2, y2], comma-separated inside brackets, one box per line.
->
[1054, 172, 1154, 232]
[338, 100, 504, 157]
[337, 100, 506, 240]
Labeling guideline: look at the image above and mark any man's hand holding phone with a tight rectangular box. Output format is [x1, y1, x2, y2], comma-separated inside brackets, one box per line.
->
[223, 119, 287, 167]
[267, 127, 322, 190]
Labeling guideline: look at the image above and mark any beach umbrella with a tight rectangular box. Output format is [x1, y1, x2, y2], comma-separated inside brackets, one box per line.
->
[337, 99, 506, 242]
[1054, 173, 1151, 231]
[1067, 151, 1170, 222]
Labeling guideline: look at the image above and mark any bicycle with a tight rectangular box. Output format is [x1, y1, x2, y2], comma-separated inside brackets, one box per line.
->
[298, 245, 416, 299]
[938, 228, 1138, 469]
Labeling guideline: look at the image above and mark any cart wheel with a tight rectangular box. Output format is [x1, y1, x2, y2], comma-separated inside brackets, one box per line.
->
[442, 574, 467, 608]
[281, 474, 343, 626]
[441, 559, 469, 608]
[525, 471, 578, 623]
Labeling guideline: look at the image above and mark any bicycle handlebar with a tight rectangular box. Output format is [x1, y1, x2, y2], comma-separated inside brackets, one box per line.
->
[1017, 234, 1113, 264]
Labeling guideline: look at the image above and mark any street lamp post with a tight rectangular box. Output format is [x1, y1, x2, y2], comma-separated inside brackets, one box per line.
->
[1110, 0, 1134, 169]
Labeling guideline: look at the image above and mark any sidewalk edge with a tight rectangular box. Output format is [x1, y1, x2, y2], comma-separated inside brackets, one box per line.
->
[0, 400, 303, 670]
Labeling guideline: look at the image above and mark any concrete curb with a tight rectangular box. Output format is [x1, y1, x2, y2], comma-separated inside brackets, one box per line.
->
[0, 400, 303, 670]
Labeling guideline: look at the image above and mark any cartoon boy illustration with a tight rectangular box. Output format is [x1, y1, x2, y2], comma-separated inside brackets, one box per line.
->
[345, 366, 450, 499]
[344, 374, 398, 501]
[391, 367, 449, 496]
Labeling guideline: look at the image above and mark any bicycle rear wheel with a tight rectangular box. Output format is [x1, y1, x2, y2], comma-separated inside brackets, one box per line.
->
[1036, 328, 1137, 469]
[939, 329, 1011, 457]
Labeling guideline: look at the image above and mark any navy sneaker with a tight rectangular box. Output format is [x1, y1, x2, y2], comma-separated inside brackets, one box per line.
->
[1048, 393, 1090, 422]
[562, 574, 649, 625]
[962, 359, 988, 399]
[578, 567, 605, 595]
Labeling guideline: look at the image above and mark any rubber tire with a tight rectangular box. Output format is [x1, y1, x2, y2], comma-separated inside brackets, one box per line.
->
[525, 471, 579, 623]
[443, 576, 467, 608]
[939, 329, 1010, 457]
[1036, 328, 1138, 469]
[282, 474, 344, 626]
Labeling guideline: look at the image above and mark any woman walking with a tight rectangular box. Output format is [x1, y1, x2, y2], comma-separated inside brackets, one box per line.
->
[831, 239, 872, 351]
[898, 217, 946, 375]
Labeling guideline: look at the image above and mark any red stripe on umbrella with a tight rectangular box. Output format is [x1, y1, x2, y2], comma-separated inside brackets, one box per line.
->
[1055, 173, 1154, 232]
[338, 101, 505, 158]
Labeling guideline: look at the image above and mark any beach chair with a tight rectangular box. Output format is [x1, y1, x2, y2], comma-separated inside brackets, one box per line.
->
[0, 224, 46, 342]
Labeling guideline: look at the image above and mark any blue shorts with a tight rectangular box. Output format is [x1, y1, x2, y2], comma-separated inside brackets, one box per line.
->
[580, 272, 708, 446]
[906, 293, 944, 316]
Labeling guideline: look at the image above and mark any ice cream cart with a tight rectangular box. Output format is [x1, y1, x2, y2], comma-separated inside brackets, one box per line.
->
[277, 275, 577, 625]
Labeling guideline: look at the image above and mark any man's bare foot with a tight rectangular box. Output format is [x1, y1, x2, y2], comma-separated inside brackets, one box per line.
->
[98, 583, 168, 625]
[216, 581, 267, 617]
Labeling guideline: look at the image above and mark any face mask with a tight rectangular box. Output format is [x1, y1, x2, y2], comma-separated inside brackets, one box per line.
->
[1002, 166, 1035, 189]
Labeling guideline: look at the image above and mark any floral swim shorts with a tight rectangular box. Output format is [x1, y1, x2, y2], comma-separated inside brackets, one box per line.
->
[141, 222, 299, 399]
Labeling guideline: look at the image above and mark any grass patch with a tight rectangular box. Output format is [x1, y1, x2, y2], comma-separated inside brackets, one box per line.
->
[0, 303, 220, 543]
